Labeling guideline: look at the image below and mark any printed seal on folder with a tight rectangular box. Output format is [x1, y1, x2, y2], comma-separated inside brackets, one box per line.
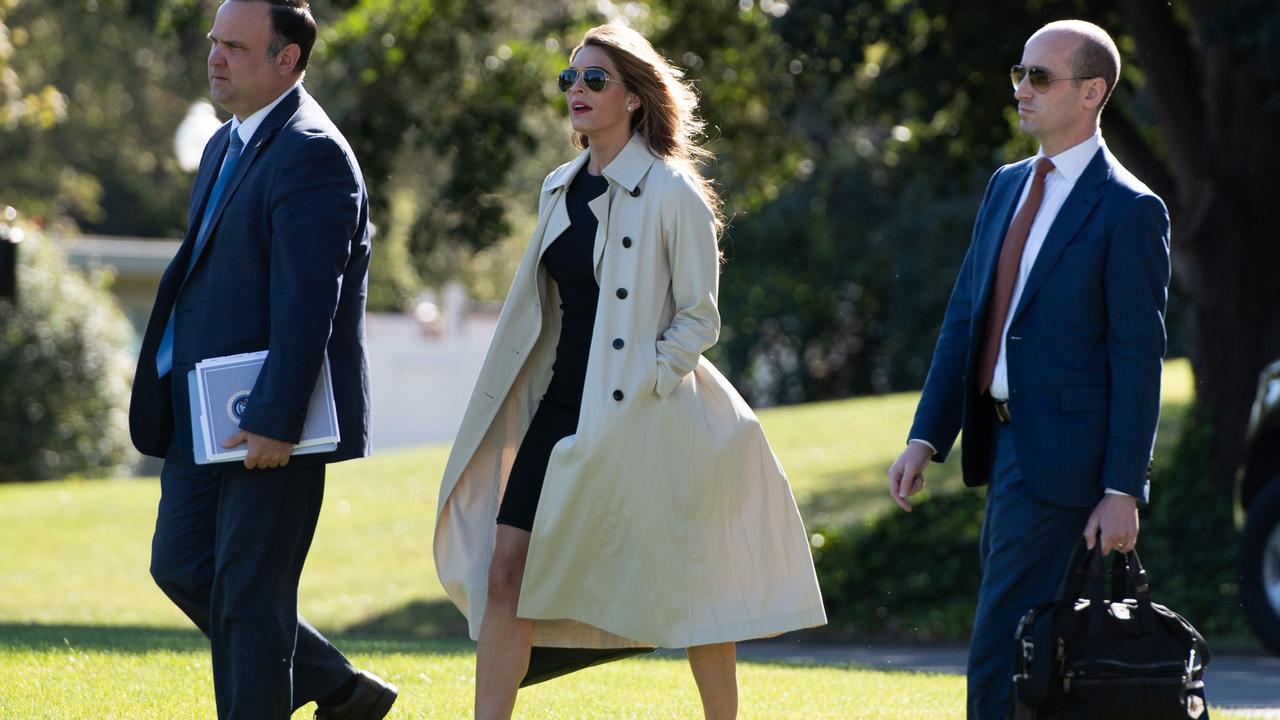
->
[186, 350, 339, 465]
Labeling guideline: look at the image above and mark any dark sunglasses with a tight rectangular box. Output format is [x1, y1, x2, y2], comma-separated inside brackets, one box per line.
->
[1010, 64, 1098, 93]
[557, 67, 620, 93]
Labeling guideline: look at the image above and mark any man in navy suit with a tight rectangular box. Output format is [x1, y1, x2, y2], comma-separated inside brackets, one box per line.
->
[887, 20, 1171, 719]
[129, 1, 395, 717]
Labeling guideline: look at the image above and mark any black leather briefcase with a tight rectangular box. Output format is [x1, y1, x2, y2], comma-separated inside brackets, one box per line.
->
[1012, 540, 1210, 720]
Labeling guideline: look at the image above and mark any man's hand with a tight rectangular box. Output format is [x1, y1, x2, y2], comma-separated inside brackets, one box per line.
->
[888, 442, 934, 512]
[1083, 493, 1139, 555]
[222, 430, 293, 470]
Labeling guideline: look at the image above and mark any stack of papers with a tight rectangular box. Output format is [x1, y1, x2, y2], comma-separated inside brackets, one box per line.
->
[186, 350, 340, 465]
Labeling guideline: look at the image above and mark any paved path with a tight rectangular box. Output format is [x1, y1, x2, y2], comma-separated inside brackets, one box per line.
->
[727, 641, 1280, 713]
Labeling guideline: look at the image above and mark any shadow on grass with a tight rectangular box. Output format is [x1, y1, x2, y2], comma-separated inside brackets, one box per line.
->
[0, 621, 473, 657]
[341, 597, 471, 639]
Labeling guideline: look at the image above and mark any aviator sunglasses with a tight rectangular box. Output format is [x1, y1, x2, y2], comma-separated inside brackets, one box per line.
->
[1010, 64, 1098, 93]
[558, 66, 622, 93]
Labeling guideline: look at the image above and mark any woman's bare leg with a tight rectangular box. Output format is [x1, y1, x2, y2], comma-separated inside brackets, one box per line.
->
[687, 642, 738, 720]
[474, 525, 534, 720]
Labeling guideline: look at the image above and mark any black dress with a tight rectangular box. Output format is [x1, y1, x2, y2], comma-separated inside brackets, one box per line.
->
[496, 167, 609, 532]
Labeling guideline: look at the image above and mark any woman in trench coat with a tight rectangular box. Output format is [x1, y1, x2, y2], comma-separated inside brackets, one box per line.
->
[434, 23, 826, 719]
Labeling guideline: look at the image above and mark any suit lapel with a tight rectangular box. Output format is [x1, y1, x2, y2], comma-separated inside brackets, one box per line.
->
[183, 86, 306, 281]
[1008, 149, 1108, 326]
[973, 161, 1033, 321]
[153, 125, 231, 316]
[182, 128, 272, 279]
[186, 126, 229, 232]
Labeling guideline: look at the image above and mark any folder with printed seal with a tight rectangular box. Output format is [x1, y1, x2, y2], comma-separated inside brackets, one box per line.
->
[187, 350, 340, 465]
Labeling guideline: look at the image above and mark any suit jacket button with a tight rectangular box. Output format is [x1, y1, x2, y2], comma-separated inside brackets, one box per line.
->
[622, 236, 632, 248]
[629, 186, 641, 197]
[612, 338, 625, 349]
[616, 288, 628, 300]
[613, 389, 624, 401]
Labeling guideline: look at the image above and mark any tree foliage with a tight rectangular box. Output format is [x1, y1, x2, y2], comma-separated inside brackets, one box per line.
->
[3, 0, 1277, 484]
[0, 0, 205, 236]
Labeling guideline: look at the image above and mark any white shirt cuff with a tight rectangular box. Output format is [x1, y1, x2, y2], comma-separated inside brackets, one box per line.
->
[1104, 488, 1133, 497]
[908, 438, 937, 455]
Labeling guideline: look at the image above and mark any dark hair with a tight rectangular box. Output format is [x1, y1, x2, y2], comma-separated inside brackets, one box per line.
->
[235, 0, 317, 74]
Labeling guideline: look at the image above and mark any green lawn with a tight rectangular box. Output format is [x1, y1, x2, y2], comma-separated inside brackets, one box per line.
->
[2, 360, 1228, 719]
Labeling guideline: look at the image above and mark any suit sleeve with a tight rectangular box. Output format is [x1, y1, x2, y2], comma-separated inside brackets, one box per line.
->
[1101, 194, 1171, 500]
[907, 169, 1001, 461]
[238, 135, 361, 442]
[654, 173, 720, 399]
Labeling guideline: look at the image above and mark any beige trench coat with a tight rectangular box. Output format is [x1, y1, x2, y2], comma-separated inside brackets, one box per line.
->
[434, 135, 826, 649]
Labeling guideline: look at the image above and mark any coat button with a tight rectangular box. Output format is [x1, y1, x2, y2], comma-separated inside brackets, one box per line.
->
[616, 288, 628, 300]
[630, 186, 641, 197]
[612, 338, 625, 349]
[622, 236, 632, 248]
[613, 389, 624, 401]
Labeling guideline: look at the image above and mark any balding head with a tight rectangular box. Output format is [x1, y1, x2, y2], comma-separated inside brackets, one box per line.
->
[1029, 20, 1121, 111]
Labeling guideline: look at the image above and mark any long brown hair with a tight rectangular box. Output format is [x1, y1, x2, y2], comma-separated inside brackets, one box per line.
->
[570, 24, 724, 235]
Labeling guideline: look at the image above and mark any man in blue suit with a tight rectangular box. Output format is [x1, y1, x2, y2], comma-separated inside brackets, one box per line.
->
[887, 20, 1171, 719]
[129, 1, 395, 717]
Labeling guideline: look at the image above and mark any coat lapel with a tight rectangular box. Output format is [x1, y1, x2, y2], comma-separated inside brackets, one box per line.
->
[538, 151, 589, 262]
[588, 190, 610, 281]
[1008, 148, 1108, 326]
[592, 135, 656, 279]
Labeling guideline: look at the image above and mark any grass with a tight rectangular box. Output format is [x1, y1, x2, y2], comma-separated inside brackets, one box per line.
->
[0, 632, 971, 719]
[1, 360, 1233, 719]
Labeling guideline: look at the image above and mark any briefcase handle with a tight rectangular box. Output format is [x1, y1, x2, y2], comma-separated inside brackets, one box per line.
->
[1059, 535, 1153, 601]
[1061, 535, 1159, 637]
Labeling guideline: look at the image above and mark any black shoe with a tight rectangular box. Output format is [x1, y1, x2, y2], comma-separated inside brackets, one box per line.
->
[314, 669, 398, 720]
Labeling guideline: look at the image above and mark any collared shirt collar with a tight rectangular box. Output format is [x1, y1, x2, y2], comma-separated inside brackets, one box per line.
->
[544, 133, 657, 194]
[1037, 129, 1102, 184]
[229, 80, 301, 146]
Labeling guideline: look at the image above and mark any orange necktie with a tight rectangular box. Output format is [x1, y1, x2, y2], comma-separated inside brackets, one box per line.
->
[976, 157, 1055, 396]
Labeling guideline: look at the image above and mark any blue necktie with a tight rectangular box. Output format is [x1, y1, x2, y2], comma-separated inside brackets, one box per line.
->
[156, 130, 246, 377]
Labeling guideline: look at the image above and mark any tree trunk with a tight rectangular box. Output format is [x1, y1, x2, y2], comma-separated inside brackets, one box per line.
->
[1117, 0, 1280, 490]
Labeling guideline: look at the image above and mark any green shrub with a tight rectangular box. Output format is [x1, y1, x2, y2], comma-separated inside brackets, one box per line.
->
[1141, 403, 1247, 639]
[812, 405, 1246, 643]
[0, 224, 134, 481]
[811, 490, 985, 640]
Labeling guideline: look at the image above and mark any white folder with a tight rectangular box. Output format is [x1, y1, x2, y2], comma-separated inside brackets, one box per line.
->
[187, 350, 340, 465]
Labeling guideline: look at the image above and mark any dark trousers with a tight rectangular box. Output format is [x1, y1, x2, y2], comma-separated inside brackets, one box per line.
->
[149, 368, 354, 719]
[966, 423, 1092, 720]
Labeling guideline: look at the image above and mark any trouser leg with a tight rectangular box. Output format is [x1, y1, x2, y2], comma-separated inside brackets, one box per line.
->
[966, 424, 1091, 720]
